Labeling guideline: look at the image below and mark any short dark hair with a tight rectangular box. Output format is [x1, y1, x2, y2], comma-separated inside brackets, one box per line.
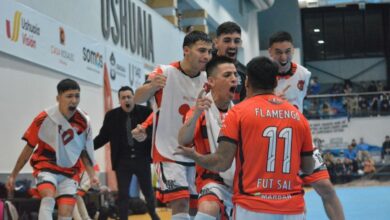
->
[206, 56, 235, 78]
[57, 78, 80, 94]
[183, 30, 212, 48]
[246, 56, 278, 91]
[269, 31, 293, 47]
[118, 86, 134, 97]
[216, 21, 241, 37]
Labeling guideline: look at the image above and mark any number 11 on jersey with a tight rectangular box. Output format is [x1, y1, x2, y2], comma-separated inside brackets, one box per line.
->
[263, 127, 292, 173]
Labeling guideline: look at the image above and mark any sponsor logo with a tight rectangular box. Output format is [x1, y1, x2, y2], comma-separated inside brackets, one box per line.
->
[5, 11, 22, 42]
[50, 27, 75, 65]
[82, 47, 103, 73]
[51, 45, 75, 63]
[109, 52, 126, 80]
[128, 63, 142, 86]
[165, 180, 177, 190]
[109, 53, 117, 80]
[59, 27, 65, 45]
[297, 80, 305, 91]
[5, 11, 40, 48]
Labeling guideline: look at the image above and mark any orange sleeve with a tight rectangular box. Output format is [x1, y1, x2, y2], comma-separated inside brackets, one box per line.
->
[22, 111, 47, 148]
[301, 116, 314, 154]
[146, 66, 163, 82]
[218, 107, 239, 144]
[141, 112, 154, 128]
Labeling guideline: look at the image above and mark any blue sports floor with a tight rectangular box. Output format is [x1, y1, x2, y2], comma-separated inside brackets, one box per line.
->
[305, 185, 390, 220]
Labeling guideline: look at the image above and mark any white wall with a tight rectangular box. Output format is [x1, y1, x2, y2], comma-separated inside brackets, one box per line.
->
[242, 11, 261, 64]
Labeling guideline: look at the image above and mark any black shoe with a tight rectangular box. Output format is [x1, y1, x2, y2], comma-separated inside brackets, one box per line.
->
[150, 213, 160, 220]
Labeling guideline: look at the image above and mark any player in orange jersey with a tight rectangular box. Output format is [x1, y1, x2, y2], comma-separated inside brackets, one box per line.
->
[175, 57, 314, 220]
[178, 56, 238, 220]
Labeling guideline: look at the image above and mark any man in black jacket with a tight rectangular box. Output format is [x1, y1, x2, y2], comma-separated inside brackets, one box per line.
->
[94, 86, 159, 220]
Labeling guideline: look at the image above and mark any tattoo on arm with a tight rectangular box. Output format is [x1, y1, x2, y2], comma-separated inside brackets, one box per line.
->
[196, 141, 236, 172]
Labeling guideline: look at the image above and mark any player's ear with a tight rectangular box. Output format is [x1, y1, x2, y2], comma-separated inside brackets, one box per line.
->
[207, 76, 215, 87]
[213, 37, 218, 46]
[183, 45, 190, 56]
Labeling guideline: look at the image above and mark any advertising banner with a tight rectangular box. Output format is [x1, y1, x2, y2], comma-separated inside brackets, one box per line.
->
[0, 0, 146, 89]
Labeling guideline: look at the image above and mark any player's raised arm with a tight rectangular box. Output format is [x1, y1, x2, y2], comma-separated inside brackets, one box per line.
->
[134, 73, 166, 104]
[178, 88, 211, 145]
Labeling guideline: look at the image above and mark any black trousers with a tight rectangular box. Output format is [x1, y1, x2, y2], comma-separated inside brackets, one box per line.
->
[116, 158, 157, 220]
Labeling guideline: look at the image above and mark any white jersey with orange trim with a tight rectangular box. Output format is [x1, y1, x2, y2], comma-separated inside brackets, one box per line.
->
[275, 63, 330, 184]
[151, 62, 207, 163]
[275, 62, 311, 112]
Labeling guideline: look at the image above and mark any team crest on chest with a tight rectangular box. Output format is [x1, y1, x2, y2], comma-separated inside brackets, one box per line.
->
[297, 80, 305, 91]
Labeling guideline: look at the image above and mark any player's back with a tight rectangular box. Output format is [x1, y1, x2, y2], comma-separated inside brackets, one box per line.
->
[227, 94, 313, 214]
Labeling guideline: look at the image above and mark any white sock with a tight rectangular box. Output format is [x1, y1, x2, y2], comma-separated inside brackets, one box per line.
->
[39, 197, 55, 220]
[194, 212, 216, 220]
[72, 204, 82, 220]
[76, 196, 91, 220]
[171, 212, 190, 220]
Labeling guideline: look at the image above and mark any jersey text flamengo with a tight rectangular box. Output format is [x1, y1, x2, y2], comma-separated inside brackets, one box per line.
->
[219, 94, 314, 214]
